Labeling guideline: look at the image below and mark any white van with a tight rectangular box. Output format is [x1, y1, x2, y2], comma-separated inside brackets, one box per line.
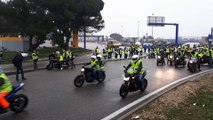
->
[182, 42, 200, 48]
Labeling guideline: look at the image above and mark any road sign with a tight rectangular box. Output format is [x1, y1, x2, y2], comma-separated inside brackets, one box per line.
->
[147, 16, 165, 26]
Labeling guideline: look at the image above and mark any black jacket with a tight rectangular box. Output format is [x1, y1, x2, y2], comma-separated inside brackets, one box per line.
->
[12, 54, 24, 68]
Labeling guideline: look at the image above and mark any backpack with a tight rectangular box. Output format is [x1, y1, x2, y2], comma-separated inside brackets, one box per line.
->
[12, 56, 16, 65]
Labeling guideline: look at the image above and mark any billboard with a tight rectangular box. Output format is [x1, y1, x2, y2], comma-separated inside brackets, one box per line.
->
[147, 16, 165, 26]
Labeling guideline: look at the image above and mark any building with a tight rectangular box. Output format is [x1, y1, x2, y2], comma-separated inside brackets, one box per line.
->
[0, 37, 29, 51]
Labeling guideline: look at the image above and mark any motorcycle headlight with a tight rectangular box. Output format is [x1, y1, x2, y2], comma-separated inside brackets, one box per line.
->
[189, 60, 193, 63]
[176, 57, 179, 60]
[169, 55, 173, 59]
[81, 68, 85, 72]
[158, 56, 161, 59]
[123, 75, 129, 81]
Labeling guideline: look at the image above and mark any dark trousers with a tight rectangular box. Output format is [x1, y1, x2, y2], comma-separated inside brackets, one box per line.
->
[16, 67, 25, 80]
[33, 59, 38, 69]
[124, 54, 128, 59]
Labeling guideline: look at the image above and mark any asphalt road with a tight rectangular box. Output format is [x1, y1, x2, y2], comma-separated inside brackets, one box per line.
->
[0, 58, 210, 120]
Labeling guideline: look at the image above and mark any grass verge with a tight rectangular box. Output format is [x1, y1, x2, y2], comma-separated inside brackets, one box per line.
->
[125, 73, 213, 120]
[1, 47, 92, 64]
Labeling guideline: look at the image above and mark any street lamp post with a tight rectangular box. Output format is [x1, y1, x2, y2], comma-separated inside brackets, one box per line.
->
[137, 21, 140, 38]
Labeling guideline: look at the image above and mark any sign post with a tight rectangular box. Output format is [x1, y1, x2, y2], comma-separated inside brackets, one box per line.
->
[147, 16, 179, 46]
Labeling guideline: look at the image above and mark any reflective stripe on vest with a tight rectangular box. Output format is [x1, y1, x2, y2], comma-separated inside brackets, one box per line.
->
[130, 60, 144, 74]
[59, 55, 63, 61]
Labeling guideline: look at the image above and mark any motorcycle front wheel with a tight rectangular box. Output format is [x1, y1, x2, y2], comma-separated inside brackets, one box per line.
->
[119, 84, 129, 98]
[74, 75, 85, 87]
[140, 79, 148, 92]
[97, 71, 106, 83]
[10, 94, 28, 113]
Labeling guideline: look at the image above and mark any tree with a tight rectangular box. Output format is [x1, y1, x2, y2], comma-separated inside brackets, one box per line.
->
[2, 0, 52, 50]
[71, 0, 105, 48]
[110, 33, 123, 41]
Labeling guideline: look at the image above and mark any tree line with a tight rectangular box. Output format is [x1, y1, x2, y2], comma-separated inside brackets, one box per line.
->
[0, 0, 104, 50]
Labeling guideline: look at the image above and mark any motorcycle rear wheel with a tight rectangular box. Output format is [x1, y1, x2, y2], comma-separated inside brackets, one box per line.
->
[46, 64, 53, 70]
[10, 94, 28, 113]
[97, 72, 106, 83]
[74, 75, 84, 87]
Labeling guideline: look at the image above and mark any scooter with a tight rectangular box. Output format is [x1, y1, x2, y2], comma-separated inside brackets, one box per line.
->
[74, 66, 106, 87]
[0, 83, 28, 114]
[119, 66, 148, 98]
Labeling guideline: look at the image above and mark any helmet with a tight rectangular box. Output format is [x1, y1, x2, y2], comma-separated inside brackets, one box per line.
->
[91, 55, 96, 59]
[56, 51, 60, 54]
[132, 55, 139, 62]
[97, 54, 102, 58]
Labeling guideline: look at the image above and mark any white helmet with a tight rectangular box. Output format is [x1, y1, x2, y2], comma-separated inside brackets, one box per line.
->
[97, 54, 102, 58]
[91, 55, 96, 59]
[56, 51, 60, 54]
[132, 55, 139, 61]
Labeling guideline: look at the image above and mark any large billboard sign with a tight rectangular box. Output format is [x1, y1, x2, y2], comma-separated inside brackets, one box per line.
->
[147, 16, 165, 26]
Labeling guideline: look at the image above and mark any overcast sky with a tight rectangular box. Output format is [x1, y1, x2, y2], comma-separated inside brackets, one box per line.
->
[95, 0, 213, 38]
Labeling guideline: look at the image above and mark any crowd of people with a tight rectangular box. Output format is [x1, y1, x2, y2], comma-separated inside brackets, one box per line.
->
[1, 43, 213, 111]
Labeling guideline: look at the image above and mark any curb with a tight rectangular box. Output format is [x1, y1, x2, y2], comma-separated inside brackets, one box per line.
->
[101, 69, 213, 120]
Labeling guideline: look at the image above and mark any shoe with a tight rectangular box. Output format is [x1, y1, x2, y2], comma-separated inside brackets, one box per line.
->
[22, 78, 26, 80]
[16, 78, 20, 82]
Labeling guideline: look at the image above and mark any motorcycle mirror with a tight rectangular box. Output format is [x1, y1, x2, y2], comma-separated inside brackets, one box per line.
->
[123, 66, 126, 68]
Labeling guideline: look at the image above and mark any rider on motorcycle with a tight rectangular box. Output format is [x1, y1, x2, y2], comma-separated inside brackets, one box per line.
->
[97, 54, 104, 70]
[176, 47, 185, 59]
[124, 55, 144, 85]
[0, 67, 13, 110]
[84, 55, 100, 79]
[187, 49, 201, 71]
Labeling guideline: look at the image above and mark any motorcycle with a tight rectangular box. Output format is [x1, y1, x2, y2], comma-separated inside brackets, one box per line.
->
[148, 52, 155, 59]
[188, 58, 197, 73]
[156, 55, 165, 66]
[174, 56, 186, 68]
[46, 59, 69, 70]
[119, 66, 148, 98]
[74, 66, 106, 87]
[0, 83, 28, 114]
[167, 54, 174, 66]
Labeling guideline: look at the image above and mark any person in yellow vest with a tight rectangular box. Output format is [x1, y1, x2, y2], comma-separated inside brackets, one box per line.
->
[187, 49, 200, 71]
[84, 55, 100, 79]
[124, 47, 129, 59]
[95, 46, 100, 56]
[0, 67, 13, 110]
[102, 48, 107, 60]
[32, 50, 39, 69]
[67, 49, 75, 69]
[55, 51, 64, 70]
[124, 55, 145, 85]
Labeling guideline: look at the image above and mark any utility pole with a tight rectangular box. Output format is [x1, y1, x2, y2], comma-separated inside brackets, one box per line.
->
[137, 21, 140, 38]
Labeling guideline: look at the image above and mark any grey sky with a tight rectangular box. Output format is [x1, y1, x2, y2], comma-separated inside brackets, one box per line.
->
[96, 0, 213, 38]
